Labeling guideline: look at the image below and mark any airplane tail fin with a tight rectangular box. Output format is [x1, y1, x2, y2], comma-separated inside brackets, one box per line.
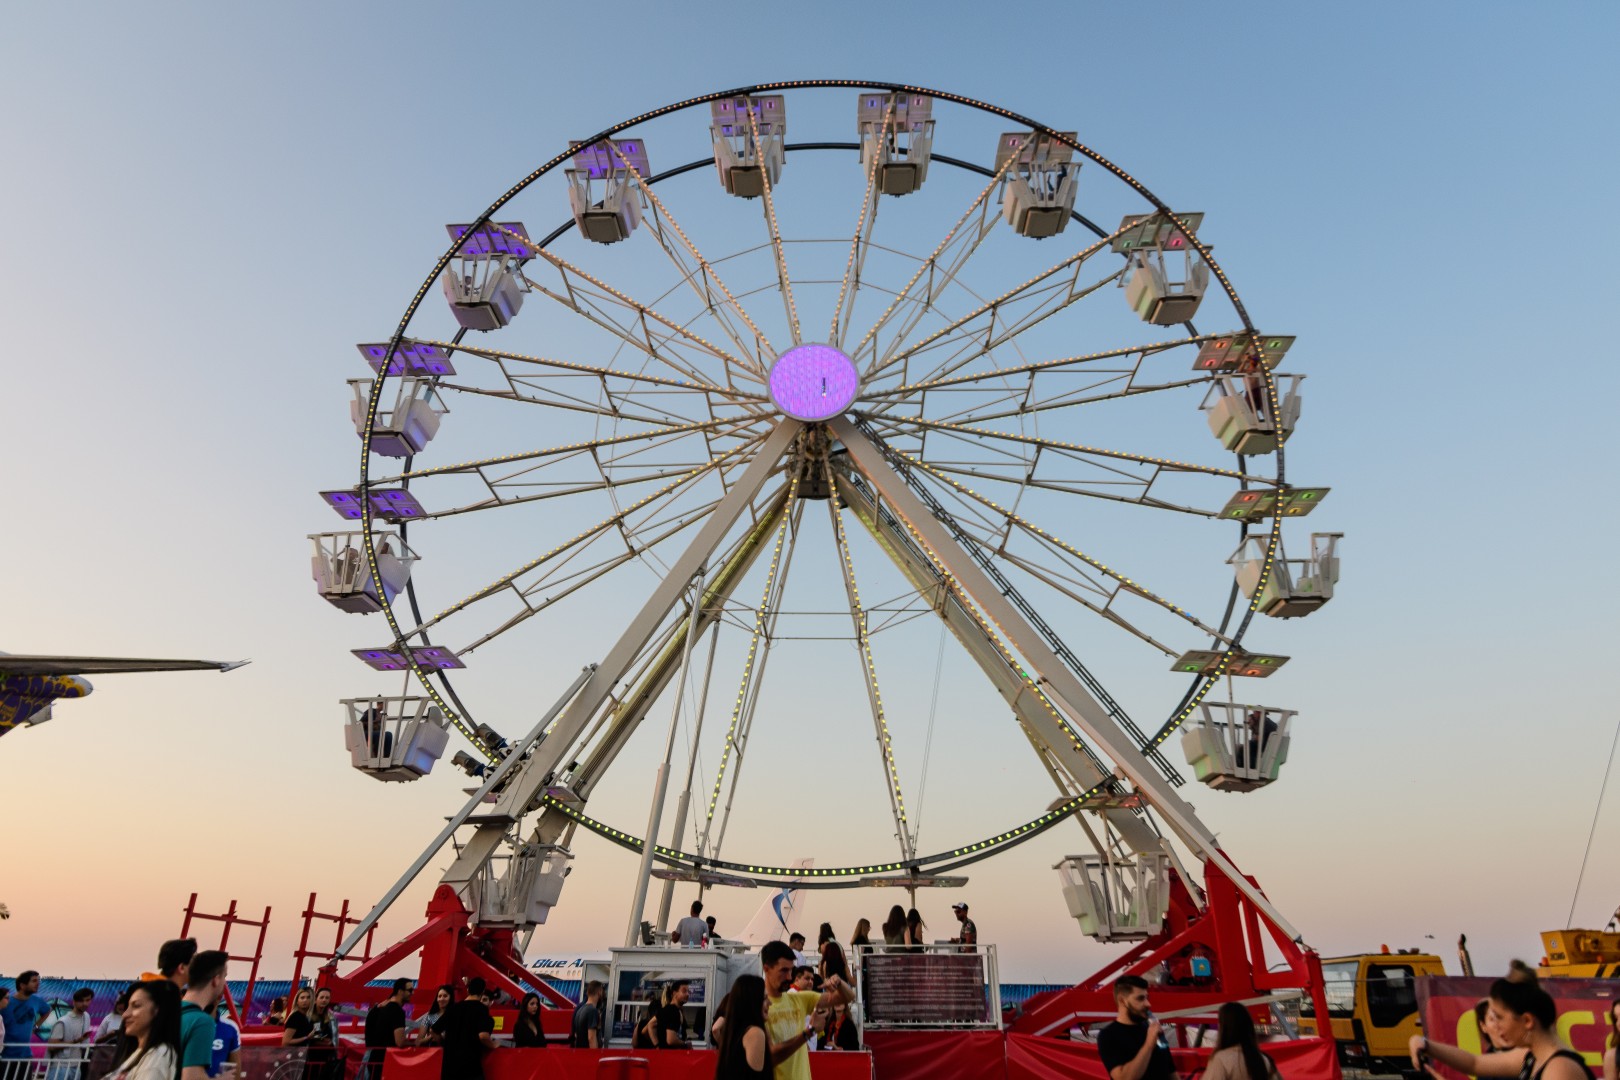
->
[736, 859, 812, 945]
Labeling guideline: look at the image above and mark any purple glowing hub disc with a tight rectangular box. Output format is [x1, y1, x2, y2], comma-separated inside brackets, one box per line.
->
[767, 343, 860, 422]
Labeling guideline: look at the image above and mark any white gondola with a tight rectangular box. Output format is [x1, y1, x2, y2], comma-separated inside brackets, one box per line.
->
[711, 96, 785, 198]
[1224, 531, 1341, 615]
[1125, 247, 1209, 325]
[1230, 532, 1342, 618]
[1201, 374, 1304, 455]
[1056, 853, 1171, 942]
[341, 696, 450, 781]
[858, 92, 934, 196]
[567, 139, 647, 244]
[997, 130, 1079, 238]
[1181, 702, 1297, 791]
[310, 531, 418, 614]
[472, 843, 572, 926]
[349, 377, 446, 458]
[442, 254, 525, 331]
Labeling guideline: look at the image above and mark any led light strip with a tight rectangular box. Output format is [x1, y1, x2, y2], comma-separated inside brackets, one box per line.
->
[703, 470, 800, 826]
[745, 103, 801, 346]
[608, 139, 774, 375]
[540, 782, 1105, 886]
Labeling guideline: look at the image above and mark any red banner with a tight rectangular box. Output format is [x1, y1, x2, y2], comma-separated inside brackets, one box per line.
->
[1003, 1033, 1339, 1080]
[1417, 976, 1619, 1077]
[381, 1046, 874, 1080]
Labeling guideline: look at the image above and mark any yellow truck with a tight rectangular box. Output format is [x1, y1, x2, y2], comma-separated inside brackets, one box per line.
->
[1540, 927, 1620, 977]
[1297, 950, 1446, 1075]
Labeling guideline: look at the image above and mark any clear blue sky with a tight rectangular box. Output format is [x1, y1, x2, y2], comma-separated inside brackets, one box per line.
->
[1, 3, 1616, 983]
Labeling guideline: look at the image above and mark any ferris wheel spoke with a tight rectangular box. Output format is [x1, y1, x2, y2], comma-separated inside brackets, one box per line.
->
[949, 521, 1185, 657]
[432, 378, 725, 430]
[824, 456, 915, 862]
[452, 498, 726, 655]
[827, 104, 891, 349]
[745, 105, 800, 345]
[425, 338, 743, 394]
[870, 334, 1215, 398]
[864, 263, 1126, 414]
[864, 213, 1137, 388]
[405, 438, 766, 637]
[901, 453, 1233, 642]
[933, 374, 1217, 429]
[913, 461, 1222, 520]
[698, 477, 802, 860]
[850, 148, 1021, 372]
[518, 243, 754, 392]
[863, 415, 1238, 519]
[432, 337, 767, 427]
[860, 413, 1272, 486]
[610, 142, 776, 376]
[375, 418, 764, 486]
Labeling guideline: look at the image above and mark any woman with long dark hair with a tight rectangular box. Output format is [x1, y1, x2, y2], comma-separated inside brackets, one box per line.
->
[881, 906, 906, 946]
[1201, 1003, 1276, 1080]
[107, 980, 181, 1080]
[904, 908, 926, 948]
[1412, 963, 1593, 1080]
[513, 993, 546, 1048]
[817, 923, 850, 985]
[408, 985, 454, 1045]
[713, 975, 768, 1080]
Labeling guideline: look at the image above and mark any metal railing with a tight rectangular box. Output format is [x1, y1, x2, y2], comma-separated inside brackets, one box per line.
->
[1, 1044, 109, 1080]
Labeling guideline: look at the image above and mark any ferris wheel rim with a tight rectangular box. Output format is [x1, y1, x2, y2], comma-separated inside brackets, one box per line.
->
[349, 81, 1295, 887]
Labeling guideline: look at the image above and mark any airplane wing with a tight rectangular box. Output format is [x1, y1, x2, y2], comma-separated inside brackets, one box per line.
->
[0, 656, 249, 676]
[0, 655, 248, 737]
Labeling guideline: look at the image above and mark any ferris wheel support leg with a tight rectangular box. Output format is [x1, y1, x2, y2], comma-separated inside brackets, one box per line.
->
[624, 571, 707, 948]
[437, 420, 803, 898]
[831, 416, 1307, 946]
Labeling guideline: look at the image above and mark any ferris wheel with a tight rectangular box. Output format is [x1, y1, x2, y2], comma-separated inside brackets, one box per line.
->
[310, 81, 1341, 968]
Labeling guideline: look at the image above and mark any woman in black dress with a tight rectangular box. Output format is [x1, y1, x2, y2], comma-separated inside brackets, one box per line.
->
[712, 975, 768, 1080]
[513, 993, 546, 1048]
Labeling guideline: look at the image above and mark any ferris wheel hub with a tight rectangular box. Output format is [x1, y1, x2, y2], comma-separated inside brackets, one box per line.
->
[767, 342, 860, 421]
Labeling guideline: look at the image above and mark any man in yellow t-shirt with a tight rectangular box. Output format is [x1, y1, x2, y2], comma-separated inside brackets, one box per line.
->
[760, 940, 855, 1080]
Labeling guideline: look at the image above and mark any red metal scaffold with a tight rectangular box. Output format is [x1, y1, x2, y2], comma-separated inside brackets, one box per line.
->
[181, 894, 271, 1027]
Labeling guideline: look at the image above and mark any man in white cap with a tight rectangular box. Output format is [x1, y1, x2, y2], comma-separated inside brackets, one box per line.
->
[949, 903, 978, 951]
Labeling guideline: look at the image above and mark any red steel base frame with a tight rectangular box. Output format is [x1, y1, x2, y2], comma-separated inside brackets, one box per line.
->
[318, 885, 575, 1037]
[1009, 854, 1337, 1077]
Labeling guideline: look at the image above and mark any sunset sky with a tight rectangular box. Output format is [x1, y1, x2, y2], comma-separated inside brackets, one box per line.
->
[2, 2, 1616, 987]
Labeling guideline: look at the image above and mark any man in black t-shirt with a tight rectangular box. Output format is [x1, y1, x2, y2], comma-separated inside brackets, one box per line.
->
[363, 979, 413, 1080]
[432, 978, 496, 1080]
[569, 981, 605, 1049]
[1096, 975, 1180, 1080]
[657, 981, 692, 1049]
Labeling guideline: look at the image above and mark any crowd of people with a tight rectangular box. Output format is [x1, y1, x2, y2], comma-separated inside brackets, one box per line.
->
[63, 906, 1620, 1080]
[0, 942, 237, 1080]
